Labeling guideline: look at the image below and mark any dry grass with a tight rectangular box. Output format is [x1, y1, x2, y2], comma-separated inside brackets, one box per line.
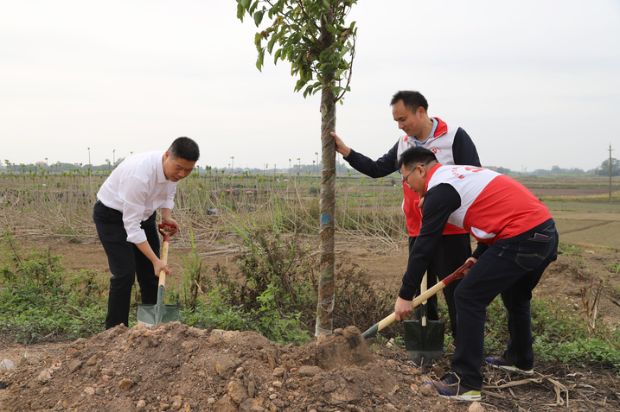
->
[0, 170, 406, 251]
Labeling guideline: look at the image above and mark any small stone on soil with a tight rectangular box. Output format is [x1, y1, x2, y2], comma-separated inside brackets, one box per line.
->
[298, 365, 323, 376]
[136, 399, 147, 411]
[469, 401, 485, 412]
[419, 383, 434, 396]
[118, 378, 134, 390]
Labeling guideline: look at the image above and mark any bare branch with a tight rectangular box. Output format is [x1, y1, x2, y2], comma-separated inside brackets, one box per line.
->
[335, 34, 356, 101]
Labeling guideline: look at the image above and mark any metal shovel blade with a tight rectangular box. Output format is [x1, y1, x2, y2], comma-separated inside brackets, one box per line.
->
[403, 319, 445, 365]
[403, 273, 444, 366]
[137, 285, 180, 327]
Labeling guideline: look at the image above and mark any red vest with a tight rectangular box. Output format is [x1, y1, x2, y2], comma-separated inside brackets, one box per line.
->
[398, 118, 468, 237]
[425, 164, 552, 245]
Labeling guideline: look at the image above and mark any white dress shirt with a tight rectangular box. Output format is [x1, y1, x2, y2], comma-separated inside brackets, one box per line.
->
[97, 151, 178, 244]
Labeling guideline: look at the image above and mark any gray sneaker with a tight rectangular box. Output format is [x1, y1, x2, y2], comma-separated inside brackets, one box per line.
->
[425, 373, 482, 401]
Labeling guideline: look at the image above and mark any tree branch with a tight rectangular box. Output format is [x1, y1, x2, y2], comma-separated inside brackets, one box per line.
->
[335, 34, 356, 101]
[297, 0, 322, 43]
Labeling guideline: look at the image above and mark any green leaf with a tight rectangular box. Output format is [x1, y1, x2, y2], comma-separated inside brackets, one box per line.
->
[273, 48, 282, 64]
[236, 4, 244, 21]
[326, 24, 338, 34]
[254, 32, 263, 48]
[322, 0, 330, 10]
[253, 10, 264, 27]
[256, 48, 265, 71]
[294, 79, 306, 92]
[267, 36, 277, 54]
[240, 0, 251, 9]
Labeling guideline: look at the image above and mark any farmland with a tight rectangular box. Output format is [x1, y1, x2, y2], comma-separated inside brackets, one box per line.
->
[2, 168, 620, 247]
[2, 170, 620, 411]
[3, 168, 620, 332]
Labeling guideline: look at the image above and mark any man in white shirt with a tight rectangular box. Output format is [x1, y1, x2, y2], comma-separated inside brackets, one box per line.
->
[93, 137, 200, 329]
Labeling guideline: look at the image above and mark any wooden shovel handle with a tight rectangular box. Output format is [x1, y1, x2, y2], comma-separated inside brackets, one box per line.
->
[158, 240, 169, 287]
[361, 260, 474, 339]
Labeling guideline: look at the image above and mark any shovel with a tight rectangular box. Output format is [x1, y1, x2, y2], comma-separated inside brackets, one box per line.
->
[404, 273, 445, 365]
[361, 260, 474, 340]
[137, 224, 181, 327]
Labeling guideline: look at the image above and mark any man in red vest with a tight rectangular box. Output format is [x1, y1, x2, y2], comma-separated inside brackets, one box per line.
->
[334, 90, 481, 338]
[396, 146, 558, 401]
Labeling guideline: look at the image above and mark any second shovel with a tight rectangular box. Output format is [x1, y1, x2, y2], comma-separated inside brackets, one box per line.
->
[137, 224, 180, 326]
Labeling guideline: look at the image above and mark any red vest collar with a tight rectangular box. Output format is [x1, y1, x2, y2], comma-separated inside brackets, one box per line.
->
[433, 117, 447, 137]
[403, 117, 447, 142]
[424, 163, 443, 194]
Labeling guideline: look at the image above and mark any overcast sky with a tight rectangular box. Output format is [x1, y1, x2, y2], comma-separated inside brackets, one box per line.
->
[1, 0, 619, 172]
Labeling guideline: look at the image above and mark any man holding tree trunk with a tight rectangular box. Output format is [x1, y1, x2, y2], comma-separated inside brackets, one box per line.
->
[333, 90, 481, 338]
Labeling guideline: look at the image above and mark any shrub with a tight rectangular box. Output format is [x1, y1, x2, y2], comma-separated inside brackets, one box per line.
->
[0, 230, 107, 343]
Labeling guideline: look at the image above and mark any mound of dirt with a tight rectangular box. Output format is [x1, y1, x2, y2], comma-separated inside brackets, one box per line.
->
[0, 323, 459, 412]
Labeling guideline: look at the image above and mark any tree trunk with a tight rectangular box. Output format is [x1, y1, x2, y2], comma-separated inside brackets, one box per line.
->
[315, 13, 337, 337]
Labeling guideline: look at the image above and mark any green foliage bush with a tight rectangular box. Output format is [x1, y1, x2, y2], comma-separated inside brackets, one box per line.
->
[176, 211, 394, 345]
[0, 230, 107, 343]
[481, 296, 620, 368]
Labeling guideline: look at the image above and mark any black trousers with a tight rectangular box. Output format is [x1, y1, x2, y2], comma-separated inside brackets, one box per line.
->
[410, 233, 472, 338]
[452, 219, 558, 390]
[93, 201, 160, 329]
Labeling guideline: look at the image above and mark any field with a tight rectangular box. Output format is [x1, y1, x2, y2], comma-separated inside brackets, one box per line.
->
[2, 170, 620, 411]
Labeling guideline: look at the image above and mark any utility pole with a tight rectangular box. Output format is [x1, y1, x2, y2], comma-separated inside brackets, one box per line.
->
[609, 144, 614, 204]
[88, 147, 92, 201]
[230, 156, 235, 191]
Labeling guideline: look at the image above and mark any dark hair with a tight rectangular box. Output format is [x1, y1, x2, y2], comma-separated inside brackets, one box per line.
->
[390, 90, 428, 113]
[396, 147, 437, 170]
[169, 137, 200, 162]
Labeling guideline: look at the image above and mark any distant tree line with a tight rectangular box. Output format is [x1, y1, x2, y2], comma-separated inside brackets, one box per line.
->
[0, 159, 358, 176]
[4, 158, 618, 177]
[493, 158, 619, 177]
[595, 158, 620, 176]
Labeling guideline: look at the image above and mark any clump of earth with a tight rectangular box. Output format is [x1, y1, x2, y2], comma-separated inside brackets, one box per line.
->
[0, 322, 466, 412]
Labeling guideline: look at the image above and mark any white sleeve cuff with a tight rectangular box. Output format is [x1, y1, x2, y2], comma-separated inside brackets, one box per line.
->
[126, 229, 147, 244]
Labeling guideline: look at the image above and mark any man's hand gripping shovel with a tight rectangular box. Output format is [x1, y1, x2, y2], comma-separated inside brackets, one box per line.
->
[361, 260, 474, 339]
[137, 224, 181, 326]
